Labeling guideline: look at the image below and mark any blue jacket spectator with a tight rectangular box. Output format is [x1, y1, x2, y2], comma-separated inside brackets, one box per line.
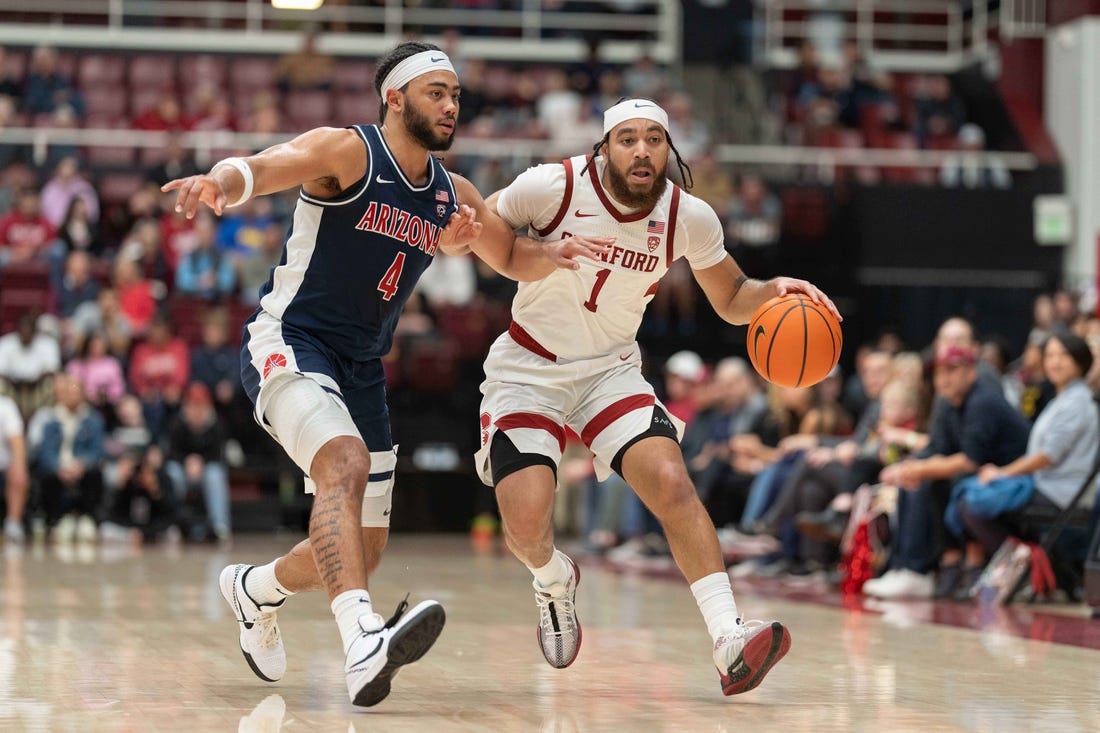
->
[23, 46, 84, 118]
[36, 375, 105, 541]
[177, 214, 236, 299]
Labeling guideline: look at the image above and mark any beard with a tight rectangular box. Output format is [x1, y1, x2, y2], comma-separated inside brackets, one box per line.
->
[404, 98, 456, 152]
[603, 156, 667, 210]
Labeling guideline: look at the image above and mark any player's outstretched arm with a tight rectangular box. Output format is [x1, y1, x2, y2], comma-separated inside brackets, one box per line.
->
[450, 176, 612, 282]
[694, 253, 842, 325]
[161, 126, 367, 218]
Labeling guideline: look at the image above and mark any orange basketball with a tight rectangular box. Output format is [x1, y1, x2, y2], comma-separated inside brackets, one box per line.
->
[747, 294, 842, 388]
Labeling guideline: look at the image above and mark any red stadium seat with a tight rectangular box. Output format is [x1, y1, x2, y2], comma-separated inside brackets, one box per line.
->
[230, 57, 279, 93]
[178, 54, 227, 88]
[0, 287, 51, 332]
[285, 89, 333, 131]
[0, 261, 51, 291]
[129, 55, 177, 89]
[434, 302, 493, 360]
[332, 61, 376, 92]
[83, 86, 129, 119]
[129, 86, 176, 119]
[400, 338, 460, 394]
[2, 48, 26, 80]
[77, 54, 126, 87]
[334, 94, 378, 126]
[780, 187, 829, 241]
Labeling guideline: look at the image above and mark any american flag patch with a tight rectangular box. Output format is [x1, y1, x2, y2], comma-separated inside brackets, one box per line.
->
[647, 220, 665, 234]
[436, 189, 450, 202]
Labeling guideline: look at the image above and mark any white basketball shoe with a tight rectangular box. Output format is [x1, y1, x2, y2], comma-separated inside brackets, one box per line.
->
[714, 618, 792, 695]
[219, 564, 287, 683]
[344, 597, 446, 707]
[533, 555, 581, 668]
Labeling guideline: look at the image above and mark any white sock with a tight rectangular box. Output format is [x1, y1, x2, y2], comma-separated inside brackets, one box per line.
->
[331, 589, 374, 655]
[690, 572, 740, 643]
[245, 560, 295, 607]
[529, 548, 572, 590]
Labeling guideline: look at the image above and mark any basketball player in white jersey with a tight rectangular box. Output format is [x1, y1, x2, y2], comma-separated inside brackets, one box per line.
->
[163, 42, 610, 708]
[475, 99, 841, 694]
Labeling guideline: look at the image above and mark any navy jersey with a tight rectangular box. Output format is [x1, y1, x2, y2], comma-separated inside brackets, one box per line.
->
[255, 124, 459, 361]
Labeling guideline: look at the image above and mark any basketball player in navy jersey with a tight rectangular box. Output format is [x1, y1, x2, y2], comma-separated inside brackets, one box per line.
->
[163, 41, 610, 708]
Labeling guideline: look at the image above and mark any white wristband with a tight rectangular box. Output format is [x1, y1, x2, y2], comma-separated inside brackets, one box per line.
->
[213, 157, 255, 208]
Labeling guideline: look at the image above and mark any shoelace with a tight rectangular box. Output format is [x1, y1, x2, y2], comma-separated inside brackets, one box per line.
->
[255, 610, 281, 649]
[714, 619, 768, 656]
[535, 589, 576, 635]
[382, 595, 410, 630]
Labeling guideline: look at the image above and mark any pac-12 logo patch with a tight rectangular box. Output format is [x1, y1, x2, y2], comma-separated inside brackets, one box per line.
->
[480, 412, 492, 447]
[436, 203, 447, 220]
[647, 235, 660, 252]
[262, 353, 288, 379]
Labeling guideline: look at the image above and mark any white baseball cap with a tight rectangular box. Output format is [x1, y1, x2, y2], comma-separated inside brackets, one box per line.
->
[665, 350, 705, 382]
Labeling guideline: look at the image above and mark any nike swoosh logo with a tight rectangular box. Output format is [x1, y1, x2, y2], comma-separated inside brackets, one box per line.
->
[619, 353, 630, 361]
[430, 56, 445, 62]
[233, 567, 255, 628]
[634, 103, 655, 108]
[382, 508, 392, 516]
[753, 324, 766, 357]
[574, 210, 598, 218]
[348, 638, 384, 671]
[376, 175, 395, 184]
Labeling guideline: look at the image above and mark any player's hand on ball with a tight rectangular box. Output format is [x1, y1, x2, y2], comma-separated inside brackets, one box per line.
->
[773, 277, 842, 322]
[545, 235, 614, 270]
[162, 175, 230, 218]
[439, 204, 482, 251]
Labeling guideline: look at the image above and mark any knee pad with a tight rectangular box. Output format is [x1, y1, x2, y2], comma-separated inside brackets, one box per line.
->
[263, 375, 397, 528]
[262, 375, 361, 476]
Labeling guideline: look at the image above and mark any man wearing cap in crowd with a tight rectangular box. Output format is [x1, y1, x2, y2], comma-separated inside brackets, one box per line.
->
[663, 349, 707, 424]
[868, 341, 1031, 600]
[163, 41, 612, 706]
[472, 97, 842, 694]
[941, 327, 1099, 598]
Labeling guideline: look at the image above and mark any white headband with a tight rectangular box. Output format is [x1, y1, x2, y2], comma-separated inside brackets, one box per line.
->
[603, 99, 670, 135]
[380, 50, 457, 98]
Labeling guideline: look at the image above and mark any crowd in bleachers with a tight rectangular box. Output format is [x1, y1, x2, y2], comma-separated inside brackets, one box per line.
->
[0, 35, 1081, 597]
[556, 299, 1100, 604]
[777, 38, 1012, 187]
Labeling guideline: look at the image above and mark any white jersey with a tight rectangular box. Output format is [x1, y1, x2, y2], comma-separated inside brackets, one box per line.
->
[495, 154, 727, 361]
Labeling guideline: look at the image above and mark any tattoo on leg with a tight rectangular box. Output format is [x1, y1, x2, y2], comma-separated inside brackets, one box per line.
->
[309, 497, 347, 594]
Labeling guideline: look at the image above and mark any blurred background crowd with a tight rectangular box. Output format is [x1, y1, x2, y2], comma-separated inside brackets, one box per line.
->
[0, 0, 1095, 607]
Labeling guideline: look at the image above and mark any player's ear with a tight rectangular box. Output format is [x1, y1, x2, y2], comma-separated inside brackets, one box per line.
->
[385, 89, 403, 115]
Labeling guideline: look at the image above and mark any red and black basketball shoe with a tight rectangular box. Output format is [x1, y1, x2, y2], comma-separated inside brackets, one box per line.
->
[715, 619, 791, 695]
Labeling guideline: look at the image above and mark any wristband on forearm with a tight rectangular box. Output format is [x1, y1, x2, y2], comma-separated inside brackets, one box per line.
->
[213, 157, 255, 208]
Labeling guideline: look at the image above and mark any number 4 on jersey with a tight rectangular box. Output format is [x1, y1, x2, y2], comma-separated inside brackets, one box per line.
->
[377, 252, 406, 301]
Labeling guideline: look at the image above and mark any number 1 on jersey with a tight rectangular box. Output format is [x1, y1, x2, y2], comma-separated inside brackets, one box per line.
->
[583, 268, 611, 313]
[377, 252, 406, 301]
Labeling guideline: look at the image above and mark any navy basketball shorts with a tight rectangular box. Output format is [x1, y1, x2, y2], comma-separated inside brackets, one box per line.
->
[241, 310, 396, 526]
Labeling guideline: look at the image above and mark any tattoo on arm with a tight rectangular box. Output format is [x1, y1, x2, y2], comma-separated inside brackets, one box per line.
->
[731, 273, 748, 299]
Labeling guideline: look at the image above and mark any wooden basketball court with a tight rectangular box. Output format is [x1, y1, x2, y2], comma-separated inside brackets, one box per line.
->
[2, 535, 1098, 732]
